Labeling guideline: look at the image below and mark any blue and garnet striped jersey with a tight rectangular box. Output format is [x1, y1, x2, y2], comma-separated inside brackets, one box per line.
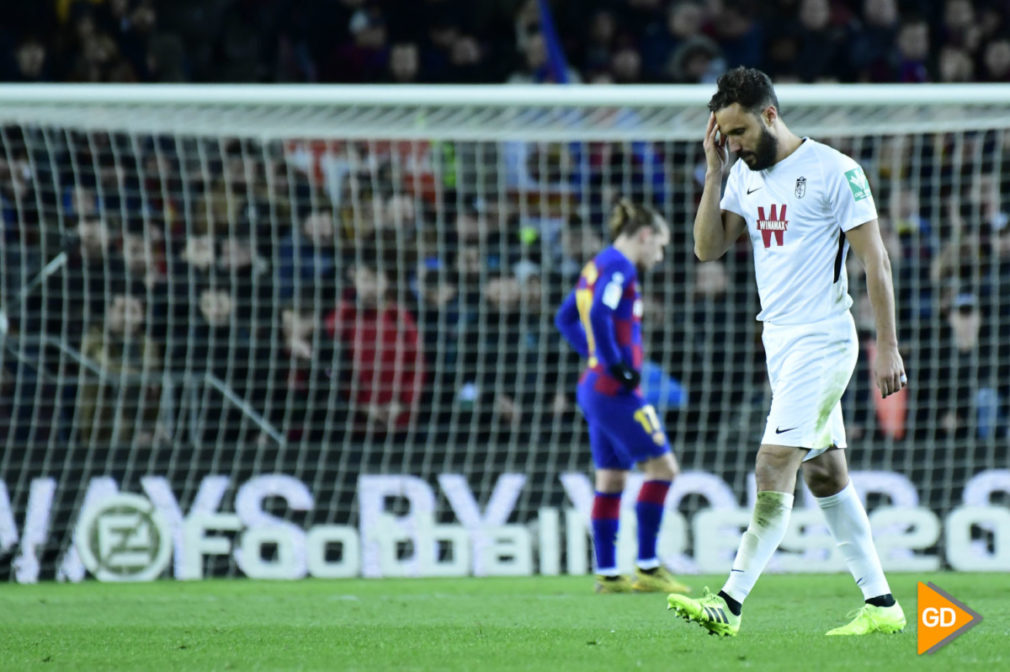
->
[555, 246, 643, 391]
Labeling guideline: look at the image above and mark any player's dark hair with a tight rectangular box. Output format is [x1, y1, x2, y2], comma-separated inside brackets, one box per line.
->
[608, 198, 662, 241]
[708, 66, 779, 116]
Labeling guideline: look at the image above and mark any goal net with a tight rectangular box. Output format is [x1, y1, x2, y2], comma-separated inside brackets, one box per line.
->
[0, 84, 1008, 582]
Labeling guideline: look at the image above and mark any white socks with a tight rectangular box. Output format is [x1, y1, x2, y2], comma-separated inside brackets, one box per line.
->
[722, 491, 794, 603]
[816, 481, 890, 600]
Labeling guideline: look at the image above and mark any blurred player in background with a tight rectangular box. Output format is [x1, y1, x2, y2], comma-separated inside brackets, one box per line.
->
[667, 67, 907, 636]
[555, 199, 690, 595]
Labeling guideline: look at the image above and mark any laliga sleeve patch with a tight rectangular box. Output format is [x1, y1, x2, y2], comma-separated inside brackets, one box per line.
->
[601, 272, 625, 309]
[844, 167, 871, 202]
[602, 281, 623, 309]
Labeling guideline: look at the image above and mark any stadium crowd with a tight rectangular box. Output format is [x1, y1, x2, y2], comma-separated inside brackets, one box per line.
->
[2, 127, 1008, 450]
[0, 0, 1008, 454]
[3, 0, 1010, 85]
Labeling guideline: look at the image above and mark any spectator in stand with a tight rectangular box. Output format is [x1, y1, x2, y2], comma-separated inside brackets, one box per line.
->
[517, 262, 582, 442]
[447, 32, 488, 83]
[182, 281, 255, 442]
[95, 151, 140, 214]
[218, 229, 271, 324]
[682, 260, 745, 442]
[166, 230, 216, 353]
[195, 140, 250, 236]
[995, 218, 1010, 323]
[456, 271, 525, 442]
[121, 223, 164, 291]
[381, 193, 420, 233]
[941, 0, 982, 54]
[884, 186, 936, 327]
[668, 35, 725, 83]
[790, 0, 852, 82]
[581, 9, 618, 79]
[0, 147, 34, 223]
[982, 35, 1010, 82]
[77, 29, 135, 82]
[213, 0, 274, 82]
[323, 5, 388, 83]
[509, 30, 580, 83]
[259, 293, 342, 443]
[849, 0, 900, 83]
[118, 218, 170, 343]
[327, 245, 426, 440]
[453, 238, 485, 333]
[551, 214, 606, 289]
[277, 203, 338, 303]
[0, 150, 41, 311]
[45, 217, 123, 338]
[76, 287, 165, 446]
[414, 14, 457, 82]
[10, 36, 51, 81]
[711, 0, 764, 70]
[609, 44, 643, 85]
[250, 150, 311, 242]
[978, 2, 1008, 45]
[938, 45, 975, 82]
[140, 143, 184, 237]
[895, 14, 931, 82]
[972, 171, 1010, 244]
[449, 194, 507, 274]
[641, 0, 705, 82]
[385, 42, 420, 83]
[62, 182, 100, 221]
[99, 0, 158, 80]
[173, 231, 216, 288]
[919, 292, 1007, 440]
[413, 259, 462, 438]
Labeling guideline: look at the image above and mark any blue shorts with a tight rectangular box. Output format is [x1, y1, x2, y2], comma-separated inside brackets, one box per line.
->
[577, 373, 671, 470]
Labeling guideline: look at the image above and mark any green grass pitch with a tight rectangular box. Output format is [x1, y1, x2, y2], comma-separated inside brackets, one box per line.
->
[1, 573, 1006, 671]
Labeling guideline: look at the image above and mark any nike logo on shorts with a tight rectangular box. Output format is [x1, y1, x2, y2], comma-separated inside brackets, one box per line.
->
[775, 426, 797, 434]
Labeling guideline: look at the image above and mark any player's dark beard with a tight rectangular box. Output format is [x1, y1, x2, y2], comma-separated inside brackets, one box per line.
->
[739, 127, 778, 171]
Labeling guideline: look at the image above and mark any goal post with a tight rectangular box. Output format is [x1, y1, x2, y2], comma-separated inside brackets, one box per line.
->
[0, 83, 1008, 582]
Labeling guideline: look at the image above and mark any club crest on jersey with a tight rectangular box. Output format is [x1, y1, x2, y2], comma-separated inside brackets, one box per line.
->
[756, 204, 789, 248]
[795, 176, 806, 199]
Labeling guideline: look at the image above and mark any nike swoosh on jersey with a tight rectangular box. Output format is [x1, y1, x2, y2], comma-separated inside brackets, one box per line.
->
[746, 186, 762, 194]
[775, 426, 797, 434]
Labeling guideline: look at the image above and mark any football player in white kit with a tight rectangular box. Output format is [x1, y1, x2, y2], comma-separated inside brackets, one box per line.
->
[667, 67, 908, 637]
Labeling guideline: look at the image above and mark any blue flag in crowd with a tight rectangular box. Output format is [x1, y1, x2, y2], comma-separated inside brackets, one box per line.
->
[537, 0, 570, 84]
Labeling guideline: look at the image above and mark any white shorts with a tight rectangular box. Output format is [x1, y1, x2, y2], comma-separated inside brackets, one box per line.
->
[760, 310, 858, 459]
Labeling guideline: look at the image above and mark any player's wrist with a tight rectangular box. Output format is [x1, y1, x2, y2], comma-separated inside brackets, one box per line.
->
[607, 362, 640, 391]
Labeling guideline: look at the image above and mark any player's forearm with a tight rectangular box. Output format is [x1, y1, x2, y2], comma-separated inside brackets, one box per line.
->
[694, 174, 728, 261]
[557, 323, 589, 358]
[555, 294, 589, 357]
[864, 259, 899, 348]
[588, 305, 622, 367]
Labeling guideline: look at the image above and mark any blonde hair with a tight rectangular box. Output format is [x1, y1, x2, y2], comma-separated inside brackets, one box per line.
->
[608, 198, 661, 241]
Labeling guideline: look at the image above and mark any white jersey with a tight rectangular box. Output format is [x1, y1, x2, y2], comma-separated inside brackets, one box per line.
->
[720, 138, 877, 325]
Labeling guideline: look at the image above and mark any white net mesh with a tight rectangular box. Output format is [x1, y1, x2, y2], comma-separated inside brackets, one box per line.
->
[0, 85, 1008, 580]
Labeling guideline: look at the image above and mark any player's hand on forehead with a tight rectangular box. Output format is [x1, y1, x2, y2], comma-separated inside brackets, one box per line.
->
[703, 112, 728, 173]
